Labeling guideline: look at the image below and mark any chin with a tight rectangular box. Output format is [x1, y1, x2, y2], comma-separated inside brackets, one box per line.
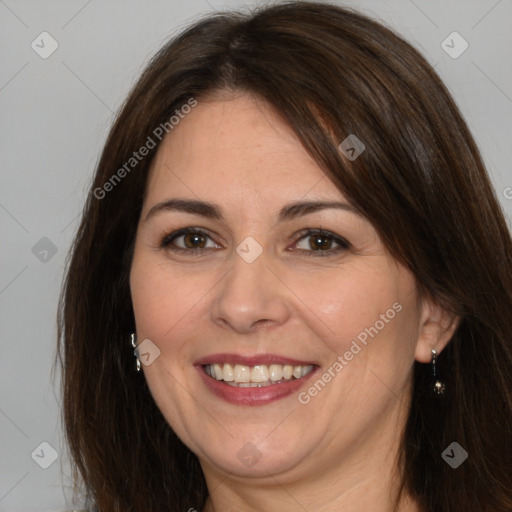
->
[194, 429, 316, 479]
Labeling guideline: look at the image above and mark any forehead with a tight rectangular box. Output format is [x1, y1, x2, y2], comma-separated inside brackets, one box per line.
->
[144, 93, 346, 211]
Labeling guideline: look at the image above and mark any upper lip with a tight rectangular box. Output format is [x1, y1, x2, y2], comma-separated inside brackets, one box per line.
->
[194, 353, 317, 367]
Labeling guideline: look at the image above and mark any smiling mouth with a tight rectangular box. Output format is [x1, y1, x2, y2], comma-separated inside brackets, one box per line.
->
[203, 363, 316, 388]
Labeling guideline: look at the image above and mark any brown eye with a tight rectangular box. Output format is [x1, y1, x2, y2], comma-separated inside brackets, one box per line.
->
[308, 234, 333, 251]
[161, 228, 220, 252]
[294, 229, 350, 256]
[183, 232, 207, 249]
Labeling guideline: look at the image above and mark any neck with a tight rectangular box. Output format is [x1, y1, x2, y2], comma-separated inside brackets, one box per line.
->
[201, 477, 419, 512]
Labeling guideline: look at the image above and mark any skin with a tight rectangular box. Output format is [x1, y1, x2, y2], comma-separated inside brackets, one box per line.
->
[129, 92, 459, 512]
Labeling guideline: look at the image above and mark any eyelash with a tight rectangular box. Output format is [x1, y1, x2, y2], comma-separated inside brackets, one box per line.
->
[160, 227, 350, 257]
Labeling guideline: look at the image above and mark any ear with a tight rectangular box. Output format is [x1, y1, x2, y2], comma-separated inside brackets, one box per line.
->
[414, 296, 460, 363]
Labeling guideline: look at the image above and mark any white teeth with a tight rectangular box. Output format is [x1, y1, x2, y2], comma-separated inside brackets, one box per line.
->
[213, 363, 223, 380]
[204, 363, 314, 385]
[251, 365, 269, 382]
[234, 364, 251, 382]
[269, 364, 283, 381]
[222, 363, 234, 382]
[283, 365, 293, 379]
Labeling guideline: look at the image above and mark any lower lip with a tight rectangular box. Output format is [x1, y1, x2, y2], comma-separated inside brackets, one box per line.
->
[195, 365, 318, 406]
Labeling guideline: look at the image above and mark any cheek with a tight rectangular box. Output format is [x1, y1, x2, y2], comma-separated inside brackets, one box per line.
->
[129, 257, 204, 419]
[293, 261, 420, 391]
[130, 254, 204, 339]
[292, 263, 403, 347]
[129, 254, 224, 392]
[130, 263, 168, 338]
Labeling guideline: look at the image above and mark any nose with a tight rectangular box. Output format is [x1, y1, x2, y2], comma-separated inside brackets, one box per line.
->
[210, 250, 291, 334]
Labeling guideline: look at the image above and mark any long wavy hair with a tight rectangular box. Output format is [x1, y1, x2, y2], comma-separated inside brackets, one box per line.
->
[56, 2, 512, 511]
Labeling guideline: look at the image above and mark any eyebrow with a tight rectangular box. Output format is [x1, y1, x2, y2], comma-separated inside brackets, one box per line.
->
[144, 198, 360, 223]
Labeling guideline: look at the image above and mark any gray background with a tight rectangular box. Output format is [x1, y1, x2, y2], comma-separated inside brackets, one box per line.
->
[1, 0, 511, 510]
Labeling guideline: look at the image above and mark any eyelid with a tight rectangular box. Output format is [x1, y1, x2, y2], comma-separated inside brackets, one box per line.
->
[160, 227, 220, 251]
[291, 228, 350, 256]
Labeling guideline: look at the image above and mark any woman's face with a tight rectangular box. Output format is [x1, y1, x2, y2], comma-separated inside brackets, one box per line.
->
[130, 92, 428, 482]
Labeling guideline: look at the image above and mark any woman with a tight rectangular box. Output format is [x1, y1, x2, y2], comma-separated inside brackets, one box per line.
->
[57, 2, 512, 511]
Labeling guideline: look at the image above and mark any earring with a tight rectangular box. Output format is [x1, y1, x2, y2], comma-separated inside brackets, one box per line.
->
[130, 333, 141, 372]
[431, 349, 445, 395]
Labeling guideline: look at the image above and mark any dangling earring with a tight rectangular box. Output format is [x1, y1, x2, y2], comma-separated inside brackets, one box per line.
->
[130, 332, 141, 372]
[431, 348, 445, 395]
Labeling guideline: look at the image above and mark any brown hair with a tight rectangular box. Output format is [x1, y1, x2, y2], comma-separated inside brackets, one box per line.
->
[57, 2, 512, 511]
